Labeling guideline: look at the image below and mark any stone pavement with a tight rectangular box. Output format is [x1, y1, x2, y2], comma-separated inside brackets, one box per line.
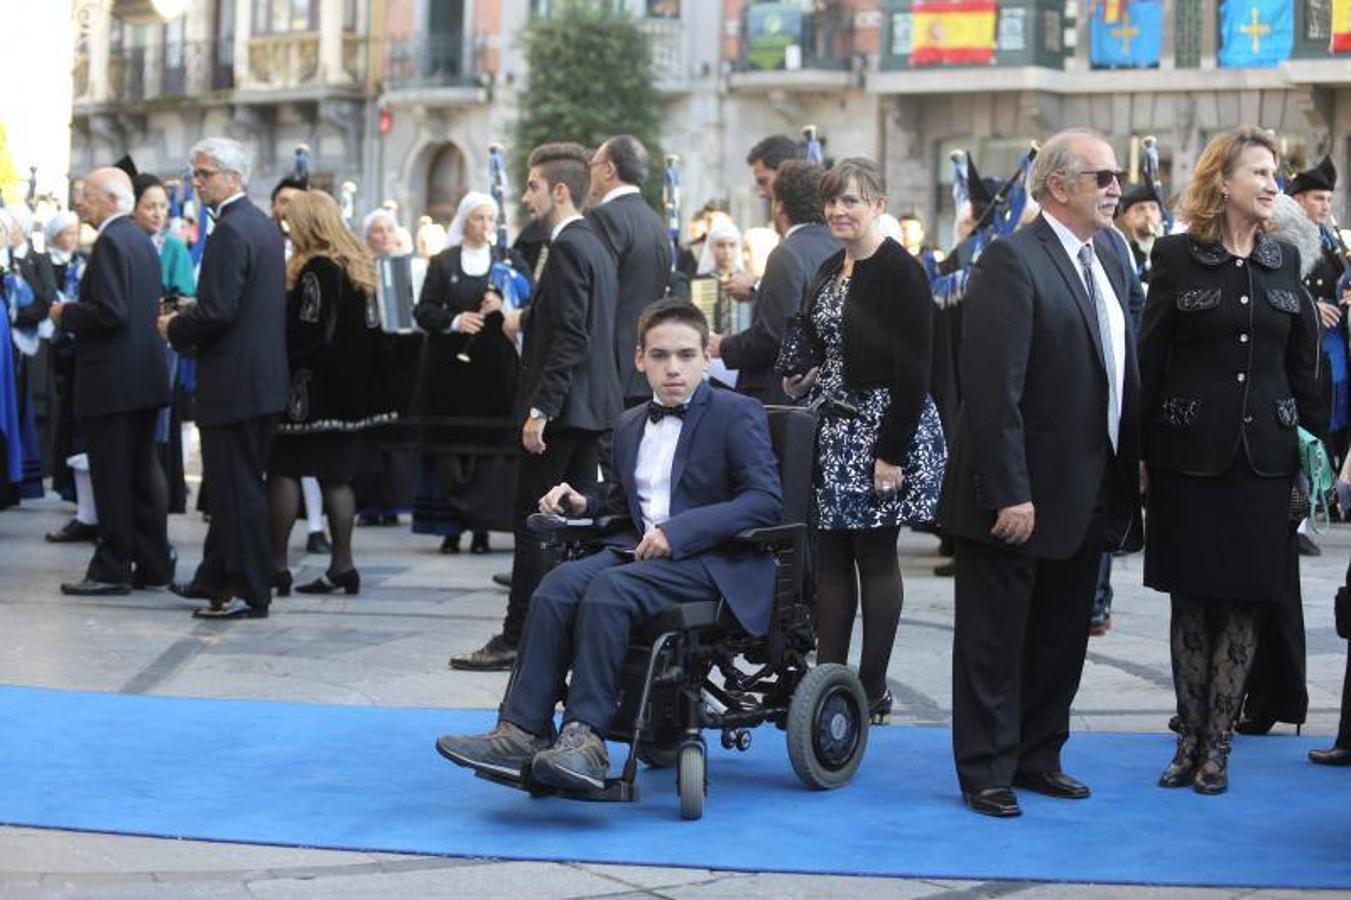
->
[0, 492, 1348, 898]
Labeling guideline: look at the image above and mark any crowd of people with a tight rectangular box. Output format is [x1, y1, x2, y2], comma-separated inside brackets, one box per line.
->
[2, 121, 1350, 816]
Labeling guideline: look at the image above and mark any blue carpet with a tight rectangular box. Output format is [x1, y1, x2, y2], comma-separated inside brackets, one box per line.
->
[0, 684, 1346, 888]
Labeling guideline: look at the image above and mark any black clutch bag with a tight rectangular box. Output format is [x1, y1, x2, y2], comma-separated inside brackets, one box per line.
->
[774, 313, 824, 377]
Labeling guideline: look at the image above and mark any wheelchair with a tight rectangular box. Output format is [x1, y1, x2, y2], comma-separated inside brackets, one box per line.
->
[476, 404, 871, 820]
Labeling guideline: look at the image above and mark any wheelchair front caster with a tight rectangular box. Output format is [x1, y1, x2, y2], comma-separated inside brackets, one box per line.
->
[720, 728, 752, 752]
[677, 740, 706, 820]
[786, 663, 869, 790]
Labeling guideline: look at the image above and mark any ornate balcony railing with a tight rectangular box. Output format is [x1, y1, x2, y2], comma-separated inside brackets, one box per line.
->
[384, 32, 472, 88]
[102, 41, 235, 104]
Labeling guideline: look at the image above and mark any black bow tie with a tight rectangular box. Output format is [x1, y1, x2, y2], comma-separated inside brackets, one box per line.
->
[647, 401, 687, 423]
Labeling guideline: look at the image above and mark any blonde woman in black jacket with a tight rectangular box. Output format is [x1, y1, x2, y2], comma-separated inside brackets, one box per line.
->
[784, 158, 945, 720]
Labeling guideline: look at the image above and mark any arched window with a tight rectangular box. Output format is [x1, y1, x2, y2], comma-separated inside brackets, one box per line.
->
[424, 143, 467, 224]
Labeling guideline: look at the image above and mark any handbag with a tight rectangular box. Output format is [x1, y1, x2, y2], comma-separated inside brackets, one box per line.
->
[774, 313, 824, 377]
[1296, 426, 1334, 529]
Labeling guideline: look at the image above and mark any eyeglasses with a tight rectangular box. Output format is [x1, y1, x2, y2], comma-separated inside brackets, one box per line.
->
[1080, 169, 1126, 189]
[191, 168, 220, 180]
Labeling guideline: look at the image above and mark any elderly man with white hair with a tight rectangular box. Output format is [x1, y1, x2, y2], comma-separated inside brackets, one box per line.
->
[49, 166, 173, 595]
[159, 136, 288, 619]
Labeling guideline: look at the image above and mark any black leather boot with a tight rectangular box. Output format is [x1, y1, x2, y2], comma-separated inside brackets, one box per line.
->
[1193, 731, 1232, 795]
[1158, 731, 1199, 788]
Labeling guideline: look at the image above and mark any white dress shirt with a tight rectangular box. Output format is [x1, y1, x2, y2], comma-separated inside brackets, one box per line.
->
[600, 184, 641, 205]
[550, 214, 583, 243]
[634, 396, 692, 533]
[1042, 211, 1126, 450]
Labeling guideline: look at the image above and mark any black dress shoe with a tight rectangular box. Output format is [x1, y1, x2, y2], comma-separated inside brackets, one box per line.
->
[60, 579, 131, 597]
[1013, 770, 1091, 799]
[1309, 746, 1351, 766]
[45, 519, 98, 544]
[491, 571, 512, 589]
[192, 598, 268, 619]
[132, 547, 178, 590]
[470, 532, 491, 555]
[441, 534, 462, 554]
[272, 569, 293, 597]
[934, 561, 955, 578]
[1297, 533, 1321, 556]
[449, 634, 517, 671]
[1234, 715, 1277, 736]
[963, 787, 1022, 818]
[295, 569, 360, 595]
[305, 531, 332, 555]
[170, 581, 223, 601]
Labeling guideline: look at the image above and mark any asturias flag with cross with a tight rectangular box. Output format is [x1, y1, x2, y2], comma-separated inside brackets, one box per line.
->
[1218, 0, 1293, 67]
[1090, 0, 1163, 67]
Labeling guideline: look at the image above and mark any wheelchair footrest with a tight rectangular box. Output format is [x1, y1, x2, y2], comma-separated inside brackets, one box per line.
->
[473, 768, 638, 803]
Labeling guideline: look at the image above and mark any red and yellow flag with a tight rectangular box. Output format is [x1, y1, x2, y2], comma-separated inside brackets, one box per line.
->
[1100, 0, 1124, 24]
[911, 0, 999, 67]
[1333, 0, 1351, 51]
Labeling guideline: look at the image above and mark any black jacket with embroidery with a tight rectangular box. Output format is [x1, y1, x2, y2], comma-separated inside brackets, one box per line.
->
[1140, 231, 1325, 477]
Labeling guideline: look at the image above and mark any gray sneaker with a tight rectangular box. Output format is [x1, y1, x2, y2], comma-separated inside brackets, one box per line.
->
[531, 721, 610, 791]
[435, 721, 550, 779]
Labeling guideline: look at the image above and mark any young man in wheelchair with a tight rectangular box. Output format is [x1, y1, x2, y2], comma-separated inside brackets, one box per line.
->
[437, 298, 783, 791]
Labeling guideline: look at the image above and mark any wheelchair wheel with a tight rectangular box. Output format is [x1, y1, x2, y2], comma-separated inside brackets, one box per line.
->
[637, 740, 679, 769]
[677, 741, 706, 820]
[786, 663, 869, 790]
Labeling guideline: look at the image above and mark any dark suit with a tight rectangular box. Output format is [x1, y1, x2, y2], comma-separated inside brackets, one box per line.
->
[586, 190, 672, 402]
[501, 383, 782, 736]
[167, 196, 288, 609]
[719, 222, 838, 406]
[939, 215, 1141, 792]
[60, 216, 173, 585]
[504, 217, 623, 644]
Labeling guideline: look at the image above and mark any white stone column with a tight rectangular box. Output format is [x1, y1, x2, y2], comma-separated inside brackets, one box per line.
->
[321, 0, 344, 82]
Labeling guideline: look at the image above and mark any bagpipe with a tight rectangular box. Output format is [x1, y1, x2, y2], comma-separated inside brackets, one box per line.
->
[663, 153, 681, 272]
[457, 142, 530, 363]
[927, 142, 1039, 309]
[1139, 135, 1174, 233]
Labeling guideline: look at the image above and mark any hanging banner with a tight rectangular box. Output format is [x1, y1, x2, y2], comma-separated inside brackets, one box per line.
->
[1090, 0, 1163, 67]
[1332, 0, 1351, 52]
[1217, 0, 1293, 68]
[911, 0, 998, 67]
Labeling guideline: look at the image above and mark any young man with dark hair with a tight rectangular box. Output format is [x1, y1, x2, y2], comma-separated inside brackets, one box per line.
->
[587, 135, 672, 407]
[711, 160, 838, 405]
[438, 298, 782, 790]
[450, 141, 622, 671]
[723, 134, 803, 303]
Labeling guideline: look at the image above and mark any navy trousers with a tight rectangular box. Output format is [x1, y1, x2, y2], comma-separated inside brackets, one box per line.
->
[501, 548, 718, 737]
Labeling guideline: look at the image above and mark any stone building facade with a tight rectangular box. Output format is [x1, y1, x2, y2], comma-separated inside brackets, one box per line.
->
[71, 1, 1349, 241]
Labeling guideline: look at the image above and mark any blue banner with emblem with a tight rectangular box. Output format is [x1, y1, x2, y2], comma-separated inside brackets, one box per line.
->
[1218, 0, 1293, 68]
[1090, 0, 1163, 68]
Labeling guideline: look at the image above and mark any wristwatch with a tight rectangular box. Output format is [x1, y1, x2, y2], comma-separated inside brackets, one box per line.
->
[529, 407, 548, 421]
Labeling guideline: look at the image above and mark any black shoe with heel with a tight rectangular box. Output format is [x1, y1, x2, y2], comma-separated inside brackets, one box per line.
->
[1159, 732, 1199, 788]
[868, 689, 893, 725]
[272, 569, 292, 597]
[296, 569, 360, 595]
[1193, 732, 1232, 795]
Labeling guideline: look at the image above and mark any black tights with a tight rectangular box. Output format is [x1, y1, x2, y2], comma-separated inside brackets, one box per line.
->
[813, 526, 903, 701]
[270, 475, 357, 575]
[1170, 594, 1259, 739]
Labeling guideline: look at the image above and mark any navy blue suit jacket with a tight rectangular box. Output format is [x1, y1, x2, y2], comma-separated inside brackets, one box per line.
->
[585, 382, 783, 636]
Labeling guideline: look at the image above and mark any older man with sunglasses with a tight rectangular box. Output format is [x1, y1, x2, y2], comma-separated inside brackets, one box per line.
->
[938, 128, 1144, 818]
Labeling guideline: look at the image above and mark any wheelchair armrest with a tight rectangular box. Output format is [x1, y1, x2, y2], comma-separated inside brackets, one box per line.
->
[526, 513, 633, 539]
[729, 523, 807, 548]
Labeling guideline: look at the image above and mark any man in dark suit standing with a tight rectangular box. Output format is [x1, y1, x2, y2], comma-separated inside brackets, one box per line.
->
[51, 167, 172, 595]
[451, 142, 622, 670]
[437, 300, 781, 788]
[159, 137, 288, 620]
[939, 129, 1141, 818]
[710, 160, 838, 405]
[720, 135, 801, 304]
[585, 135, 671, 408]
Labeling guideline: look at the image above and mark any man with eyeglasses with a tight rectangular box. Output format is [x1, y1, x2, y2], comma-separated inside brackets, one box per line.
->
[939, 128, 1143, 818]
[157, 137, 288, 620]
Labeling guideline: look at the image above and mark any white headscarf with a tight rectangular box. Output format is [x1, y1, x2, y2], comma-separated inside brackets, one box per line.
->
[361, 208, 397, 242]
[44, 210, 79, 246]
[447, 191, 498, 247]
[697, 221, 743, 276]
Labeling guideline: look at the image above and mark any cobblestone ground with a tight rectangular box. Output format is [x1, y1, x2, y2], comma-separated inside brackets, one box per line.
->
[1, 483, 1348, 898]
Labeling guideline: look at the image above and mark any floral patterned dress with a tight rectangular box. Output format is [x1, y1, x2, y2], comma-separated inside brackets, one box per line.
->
[807, 275, 946, 531]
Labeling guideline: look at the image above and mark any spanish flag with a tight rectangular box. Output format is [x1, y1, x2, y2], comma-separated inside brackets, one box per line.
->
[911, 0, 999, 67]
[1100, 0, 1123, 23]
[1333, 0, 1351, 51]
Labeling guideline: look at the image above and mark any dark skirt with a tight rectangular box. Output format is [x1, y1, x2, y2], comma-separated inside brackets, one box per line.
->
[268, 430, 380, 482]
[412, 451, 516, 535]
[1144, 456, 1295, 603]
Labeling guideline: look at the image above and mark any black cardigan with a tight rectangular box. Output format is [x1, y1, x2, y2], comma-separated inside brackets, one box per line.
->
[803, 236, 934, 464]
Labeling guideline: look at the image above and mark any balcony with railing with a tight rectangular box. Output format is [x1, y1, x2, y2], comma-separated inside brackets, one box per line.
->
[384, 32, 473, 89]
[641, 16, 689, 89]
[99, 40, 235, 106]
[734, 1, 857, 73]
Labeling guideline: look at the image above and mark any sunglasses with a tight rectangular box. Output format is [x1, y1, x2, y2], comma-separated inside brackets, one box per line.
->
[1080, 169, 1126, 189]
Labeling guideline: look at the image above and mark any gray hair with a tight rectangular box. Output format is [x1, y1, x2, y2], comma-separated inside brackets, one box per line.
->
[1029, 128, 1109, 202]
[107, 178, 135, 214]
[191, 137, 252, 184]
[361, 208, 397, 239]
[1268, 193, 1323, 279]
